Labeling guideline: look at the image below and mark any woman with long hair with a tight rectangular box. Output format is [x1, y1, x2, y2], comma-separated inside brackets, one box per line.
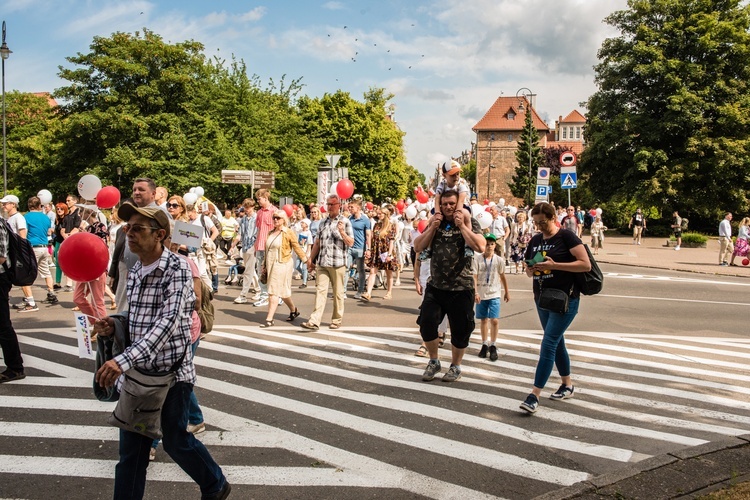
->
[53, 203, 69, 290]
[519, 202, 591, 414]
[362, 206, 398, 301]
[166, 195, 189, 222]
[259, 210, 307, 327]
[509, 210, 534, 274]
[730, 216, 750, 266]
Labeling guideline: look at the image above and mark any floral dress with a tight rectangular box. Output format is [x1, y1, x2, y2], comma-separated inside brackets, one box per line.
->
[367, 222, 398, 271]
[510, 221, 533, 263]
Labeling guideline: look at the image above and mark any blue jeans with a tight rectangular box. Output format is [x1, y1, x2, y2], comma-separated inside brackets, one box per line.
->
[115, 382, 225, 500]
[294, 254, 308, 284]
[348, 247, 365, 294]
[533, 297, 579, 389]
[188, 340, 203, 425]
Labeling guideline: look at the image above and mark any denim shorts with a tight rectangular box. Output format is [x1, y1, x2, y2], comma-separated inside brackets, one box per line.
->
[475, 297, 500, 319]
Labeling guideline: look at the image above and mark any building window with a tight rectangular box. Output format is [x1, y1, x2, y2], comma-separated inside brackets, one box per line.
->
[508, 112, 515, 120]
[562, 127, 567, 139]
[507, 134, 513, 142]
[576, 127, 581, 139]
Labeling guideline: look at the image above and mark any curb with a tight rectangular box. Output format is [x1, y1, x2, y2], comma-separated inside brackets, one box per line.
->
[534, 435, 750, 500]
[595, 257, 750, 279]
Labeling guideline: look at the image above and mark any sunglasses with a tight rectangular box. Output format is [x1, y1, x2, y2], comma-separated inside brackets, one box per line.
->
[123, 223, 160, 233]
[272, 216, 283, 220]
[326, 203, 339, 206]
[166, 203, 180, 209]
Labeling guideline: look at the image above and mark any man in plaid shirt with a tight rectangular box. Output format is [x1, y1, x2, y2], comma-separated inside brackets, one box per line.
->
[0, 216, 25, 383]
[94, 203, 230, 500]
[301, 193, 354, 330]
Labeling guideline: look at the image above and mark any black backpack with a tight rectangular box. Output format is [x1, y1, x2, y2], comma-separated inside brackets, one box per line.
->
[1, 217, 39, 286]
[576, 244, 603, 295]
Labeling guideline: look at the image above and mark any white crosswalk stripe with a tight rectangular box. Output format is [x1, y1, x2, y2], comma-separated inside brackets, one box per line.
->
[2, 324, 750, 499]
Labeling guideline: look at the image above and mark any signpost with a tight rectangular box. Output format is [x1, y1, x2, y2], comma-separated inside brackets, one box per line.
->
[558, 151, 578, 205]
[221, 170, 275, 192]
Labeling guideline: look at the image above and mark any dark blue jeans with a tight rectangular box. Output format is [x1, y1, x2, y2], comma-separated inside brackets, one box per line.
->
[348, 247, 365, 294]
[0, 275, 23, 372]
[533, 297, 579, 389]
[114, 382, 225, 500]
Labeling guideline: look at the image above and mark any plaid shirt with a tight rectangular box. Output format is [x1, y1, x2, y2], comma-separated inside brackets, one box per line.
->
[254, 205, 277, 251]
[316, 215, 353, 268]
[114, 248, 196, 386]
[0, 217, 8, 274]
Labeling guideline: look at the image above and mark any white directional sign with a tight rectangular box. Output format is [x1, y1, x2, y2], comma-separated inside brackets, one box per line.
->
[326, 154, 341, 169]
[561, 173, 578, 189]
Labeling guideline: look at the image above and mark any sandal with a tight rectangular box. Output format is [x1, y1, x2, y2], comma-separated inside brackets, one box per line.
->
[383, 292, 392, 300]
[110, 303, 117, 310]
[360, 293, 370, 302]
[286, 309, 300, 322]
[260, 319, 274, 328]
[438, 333, 446, 348]
[414, 345, 428, 357]
[329, 323, 341, 330]
[72, 306, 80, 311]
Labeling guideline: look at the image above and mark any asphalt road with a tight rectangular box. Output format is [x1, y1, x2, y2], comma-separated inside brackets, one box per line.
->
[1, 261, 748, 499]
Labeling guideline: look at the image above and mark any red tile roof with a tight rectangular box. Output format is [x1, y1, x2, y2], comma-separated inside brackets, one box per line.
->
[561, 109, 585, 123]
[32, 92, 58, 107]
[546, 141, 585, 155]
[472, 96, 549, 132]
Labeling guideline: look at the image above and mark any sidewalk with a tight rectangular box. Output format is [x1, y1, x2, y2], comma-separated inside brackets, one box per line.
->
[587, 233, 750, 277]
[536, 234, 750, 499]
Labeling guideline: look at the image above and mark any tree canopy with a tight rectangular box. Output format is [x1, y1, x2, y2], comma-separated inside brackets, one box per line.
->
[582, 0, 750, 221]
[5, 29, 418, 207]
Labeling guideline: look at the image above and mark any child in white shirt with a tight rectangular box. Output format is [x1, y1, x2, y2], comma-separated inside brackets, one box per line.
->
[471, 233, 510, 362]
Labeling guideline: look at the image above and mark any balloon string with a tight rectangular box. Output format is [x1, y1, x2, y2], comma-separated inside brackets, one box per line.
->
[84, 280, 105, 324]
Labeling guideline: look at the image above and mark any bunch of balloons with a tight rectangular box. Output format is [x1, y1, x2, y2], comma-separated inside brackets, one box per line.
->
[183, 186, 205, 206]
[75, 174, 121, 209]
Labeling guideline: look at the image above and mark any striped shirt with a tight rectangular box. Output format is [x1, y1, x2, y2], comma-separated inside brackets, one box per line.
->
[316, 215, 353, 268]
[254, 205, 276, 252]
[113, 247, 196, 386]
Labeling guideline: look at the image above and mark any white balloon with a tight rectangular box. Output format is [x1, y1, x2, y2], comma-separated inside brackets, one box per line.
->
[498, 198, 506, 207]
[476, 211, 492, 229]
[37, 189, 52, 205]
[508, 206, 518, 216]
[183, 193, 198, 206]
[596, 208, 603, 216]
[471, 204, 484, 218]
[406, 198, 413, 205]
[195, 186, 205, 197]
[329, 182, 339, 197]
[189, 187, 196, 193]
[405, 204, 418, 220]
[77, 174, 102, 201]
[488, 201, 496, 207]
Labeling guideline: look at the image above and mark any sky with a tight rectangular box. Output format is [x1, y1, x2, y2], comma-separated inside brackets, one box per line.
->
[2, 0, 629, 179]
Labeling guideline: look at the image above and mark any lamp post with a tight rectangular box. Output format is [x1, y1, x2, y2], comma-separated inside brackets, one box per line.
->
[516, 87, 534, 206]
[116, 167, 122, 190]
[1, 21, 11, 197]
[486, 133, 495, 200]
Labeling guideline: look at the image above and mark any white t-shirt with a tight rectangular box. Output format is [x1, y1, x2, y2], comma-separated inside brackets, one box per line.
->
[472, 252, 506, 300]
[193, 214, 216, 237]
[435, 177, 470, 198]
[489, 216, 508, 240]
[7, 212, 27, 235]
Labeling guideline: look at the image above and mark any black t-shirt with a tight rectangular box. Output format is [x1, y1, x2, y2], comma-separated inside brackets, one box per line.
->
[631, 213, 645, 227]
[524, 229, 583, 300]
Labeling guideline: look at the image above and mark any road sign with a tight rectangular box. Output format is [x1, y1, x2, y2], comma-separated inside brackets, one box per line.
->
[560, 166, 576, 175]
[536, 185, 550, 197]
[561, 173, 577, 189]
[537, 167, 550, 182]
[220, 170, 275, 189]
[560, 151, 577, 166]
[326, 154, 341, 169]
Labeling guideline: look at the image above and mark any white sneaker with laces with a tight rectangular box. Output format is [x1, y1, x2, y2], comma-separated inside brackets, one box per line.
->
[234, 296, 247, 304]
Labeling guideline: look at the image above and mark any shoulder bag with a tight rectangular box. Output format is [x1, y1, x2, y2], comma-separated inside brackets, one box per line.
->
[537, 283, 570, 314]
[107, 348, 187, 440]
[576, 244, 603, 295]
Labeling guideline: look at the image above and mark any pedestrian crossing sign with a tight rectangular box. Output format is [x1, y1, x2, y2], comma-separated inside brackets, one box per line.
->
[561, 173, 577, 189]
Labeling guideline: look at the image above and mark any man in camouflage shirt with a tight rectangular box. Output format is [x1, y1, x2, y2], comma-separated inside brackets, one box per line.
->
[413, 190, 486, 383]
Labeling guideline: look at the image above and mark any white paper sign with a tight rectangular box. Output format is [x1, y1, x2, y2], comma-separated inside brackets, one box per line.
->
[75, 312, 96, 360]
[172, 220, 202, 248]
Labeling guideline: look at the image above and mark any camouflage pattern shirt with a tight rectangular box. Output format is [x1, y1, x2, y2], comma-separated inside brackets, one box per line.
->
[428, 217, 481, 291]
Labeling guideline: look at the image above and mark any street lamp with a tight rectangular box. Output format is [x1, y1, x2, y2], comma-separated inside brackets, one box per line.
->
[486, 133, 495, 200]
[1, 21, 11, 197]
[516, 87, 534, 206]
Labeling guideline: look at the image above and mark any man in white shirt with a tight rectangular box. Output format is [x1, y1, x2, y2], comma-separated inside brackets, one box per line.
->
[488, 205, 510, 259]
[0, 195, 36, 312]
[719, 212, 733, 266]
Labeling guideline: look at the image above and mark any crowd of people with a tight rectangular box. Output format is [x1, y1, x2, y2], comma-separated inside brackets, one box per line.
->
[3, 160, 745, 497]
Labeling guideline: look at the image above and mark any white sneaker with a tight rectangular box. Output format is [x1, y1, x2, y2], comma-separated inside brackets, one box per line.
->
[394, 280, 401, 286]
[225, 260, 234, 266]
[254, 298, 269, 307]
[234, 297, 247, 304]
[675, 245, 681, 251]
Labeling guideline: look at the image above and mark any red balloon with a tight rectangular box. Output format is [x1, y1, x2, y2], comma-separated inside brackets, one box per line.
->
[58, 233, 110, 282]
[319, 204, 326, 214]
[483, 198, 489, 205]
[485, 206, 491, 212]
[416, 191, 429, 203]
[589, 209, 597, 217]
[743, 258, 749, 266]
[282, 204, 294, 217]
[417, 220, 428, 233]
[414, 186, 422, 195]
[96, 186, 121, 209]
[336, 179, 355, 199]
[396, 200, 405, 211]
[365, 201, 374, 211]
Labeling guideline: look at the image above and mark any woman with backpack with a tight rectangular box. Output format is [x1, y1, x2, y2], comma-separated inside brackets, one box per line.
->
[519, 202, 591, 415]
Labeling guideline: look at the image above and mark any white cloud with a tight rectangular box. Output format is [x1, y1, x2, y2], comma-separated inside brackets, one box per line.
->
[238, 7, 267, 22]
[322, 1, 345, 11]
[61, 1, 154, 37]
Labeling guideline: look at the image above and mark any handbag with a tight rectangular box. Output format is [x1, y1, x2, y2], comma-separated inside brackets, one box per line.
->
[576, 244, 604, 295]
[537, 287, 570, 314]
[107, 348, 187, 439]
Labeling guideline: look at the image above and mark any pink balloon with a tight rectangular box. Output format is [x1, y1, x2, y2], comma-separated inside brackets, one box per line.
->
[282, 204, 293, 217]
[57, 233, 109, 282]
[336, 179, 355, 199]
[416, 191, 429, 204]
[96, 186, 121, 209]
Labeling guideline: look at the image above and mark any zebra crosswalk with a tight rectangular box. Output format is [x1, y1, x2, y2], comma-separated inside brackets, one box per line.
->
[1, 324, 749, 499]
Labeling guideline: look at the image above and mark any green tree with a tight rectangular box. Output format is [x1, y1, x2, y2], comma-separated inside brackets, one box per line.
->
[511, 107, 542, 206]
[461, 158, 477, 192]
[582, 0, 750, 223]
